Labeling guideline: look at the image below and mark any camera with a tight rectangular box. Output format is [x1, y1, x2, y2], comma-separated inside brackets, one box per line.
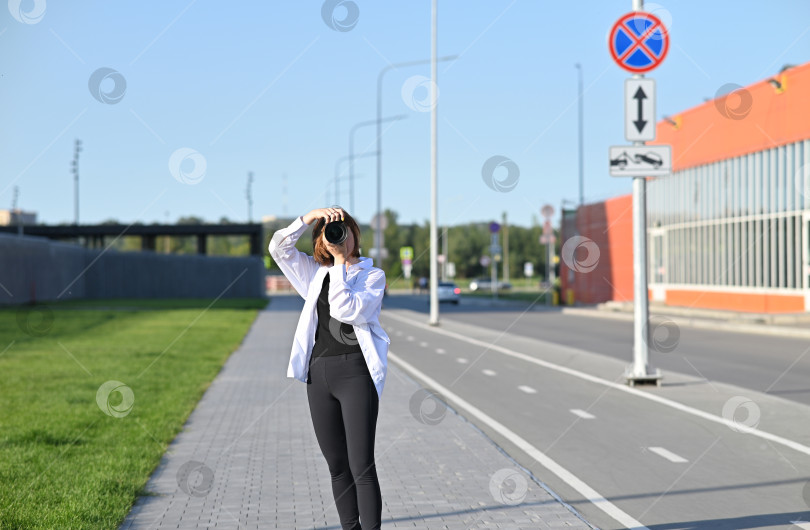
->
[324, 220, 348, 245]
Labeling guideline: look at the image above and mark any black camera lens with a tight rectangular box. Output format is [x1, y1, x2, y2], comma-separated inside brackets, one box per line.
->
[324, 221, 348, 245]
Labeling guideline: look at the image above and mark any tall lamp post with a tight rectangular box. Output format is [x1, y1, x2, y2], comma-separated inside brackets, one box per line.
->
[350, 115, 406, 215]
[375, 54, 457, 266]
[428, 0, 440, 325]
[246, 171, 254, 222]
[334, 151, 377, 207]
[326, 173, 368, 208]
[575, 63, 584, 206]
[72, 139, 82, 226]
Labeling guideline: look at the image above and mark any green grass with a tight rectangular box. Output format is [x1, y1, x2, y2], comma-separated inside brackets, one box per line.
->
[0, 298, 267, 529]
[463, 290, 551, 303]
[452, 277, 542, 290]
[41, 297, 269, 310]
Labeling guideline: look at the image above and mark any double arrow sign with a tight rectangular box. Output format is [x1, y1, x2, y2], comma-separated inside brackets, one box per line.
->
[610, 77, 671, 177]
[625, 78, 655, 142]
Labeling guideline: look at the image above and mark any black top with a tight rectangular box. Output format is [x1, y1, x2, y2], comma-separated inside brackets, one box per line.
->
[311, 273, 363, 357]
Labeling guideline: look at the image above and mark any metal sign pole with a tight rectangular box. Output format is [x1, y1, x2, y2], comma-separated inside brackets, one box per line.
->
[546, 242, 551, 306]
[550, 241, 556, 304]
[491, 232, 498, 300]
[628, 0, 660, 385]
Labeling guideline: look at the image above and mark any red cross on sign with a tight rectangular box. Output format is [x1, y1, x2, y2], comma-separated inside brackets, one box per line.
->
[609, 11, 669, 74]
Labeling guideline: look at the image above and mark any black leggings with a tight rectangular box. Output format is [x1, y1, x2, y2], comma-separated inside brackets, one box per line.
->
[307, 351, 382, 530]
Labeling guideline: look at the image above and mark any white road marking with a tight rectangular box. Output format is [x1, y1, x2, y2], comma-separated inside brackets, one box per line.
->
[406, 335, 414, 341]
[647, 447, 688, 463]
[456, 358, 469, 364]
[570, 409, 595, 420]
[436, 348, 446, 354]
[388, 350, 649, 530]
[394, 331, 403, 336]
[518, 385, 537, 394]
[482, 369, 497, 376]
[383, 311, 810, 458]
[419, 341, 428, 347]
[789, 521, 810, 529]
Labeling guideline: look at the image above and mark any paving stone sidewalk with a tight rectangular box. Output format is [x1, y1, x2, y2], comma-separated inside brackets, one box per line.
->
[120, 295, 592, 529]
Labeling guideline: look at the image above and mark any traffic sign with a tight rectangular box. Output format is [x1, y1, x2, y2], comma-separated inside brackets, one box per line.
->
[541, 204, 554, 218]
[489, 222, 500, 233]
[542, 220, 553, 235]
[400, 246, 413, 261]
[609, 11, 669, 74]
[609, 145, 671, 177]
[480, 255, 491, 267]
[370, 213, 388, 230]
[540, 234, 556, 245]
[625, 78, 655, 141]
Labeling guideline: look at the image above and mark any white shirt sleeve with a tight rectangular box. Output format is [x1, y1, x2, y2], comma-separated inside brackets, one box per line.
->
[267, 216, 321, 299]
[327, 265, 386, 326]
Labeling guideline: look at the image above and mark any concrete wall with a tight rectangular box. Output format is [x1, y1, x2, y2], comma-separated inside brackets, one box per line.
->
[560, 194, 634, 306]
[0, 233, 264, 304]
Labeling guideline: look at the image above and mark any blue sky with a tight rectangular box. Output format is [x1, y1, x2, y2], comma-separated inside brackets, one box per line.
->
[2, 0, 809, 228]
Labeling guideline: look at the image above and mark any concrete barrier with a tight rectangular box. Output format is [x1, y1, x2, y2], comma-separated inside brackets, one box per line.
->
[0, 233, 264, 304]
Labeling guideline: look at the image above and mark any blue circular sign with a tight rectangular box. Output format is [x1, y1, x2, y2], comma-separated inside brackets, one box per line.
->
[609, 12, 669, 73]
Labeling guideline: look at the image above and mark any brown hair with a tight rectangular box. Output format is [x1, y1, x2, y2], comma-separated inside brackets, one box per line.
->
[311, 208, 362, 266]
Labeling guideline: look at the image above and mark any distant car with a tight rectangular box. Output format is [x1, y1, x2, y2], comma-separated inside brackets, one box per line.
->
[468, 278, 512, 292]
[437, 281, 461, 304]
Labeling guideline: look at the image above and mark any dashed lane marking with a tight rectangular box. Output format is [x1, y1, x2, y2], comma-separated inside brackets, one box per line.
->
[648, 447, 688, 463]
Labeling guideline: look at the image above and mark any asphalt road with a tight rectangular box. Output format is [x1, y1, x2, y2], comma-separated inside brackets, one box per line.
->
[379, 293, 810, 530]
[383, 293, 810, 407]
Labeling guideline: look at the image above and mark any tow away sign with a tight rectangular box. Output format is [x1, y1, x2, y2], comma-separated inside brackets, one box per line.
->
[609, 145, 671, 177]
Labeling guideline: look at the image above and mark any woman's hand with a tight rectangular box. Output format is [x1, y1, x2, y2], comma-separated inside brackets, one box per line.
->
[324, 239, 348, 265]
[303, 207, 344, 225]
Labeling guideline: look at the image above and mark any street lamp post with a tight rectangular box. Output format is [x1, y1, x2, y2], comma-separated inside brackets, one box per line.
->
[72, 139, 82, 226]
[246, 171, 254, 222]
[334, 151, 377, 207]
[429, 0, 440, 325]
[575, 63, 584, 206]
[375, 54, 457, 266]
[327, 172, 368, 208]
[350, 115, 406, 214]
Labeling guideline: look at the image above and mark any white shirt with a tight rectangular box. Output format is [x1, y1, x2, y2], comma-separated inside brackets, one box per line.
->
[268, 216, 390, 400]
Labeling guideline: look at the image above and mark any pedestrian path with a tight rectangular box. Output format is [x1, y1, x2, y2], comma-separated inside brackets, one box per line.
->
[120, 294, 591, 529]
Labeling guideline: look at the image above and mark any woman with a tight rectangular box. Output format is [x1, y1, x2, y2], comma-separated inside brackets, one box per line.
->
[268, 206, 389, 530]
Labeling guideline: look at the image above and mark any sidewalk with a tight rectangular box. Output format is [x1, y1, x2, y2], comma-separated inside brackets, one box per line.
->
[562, 300, 810, 339]
[120, 295, 591, 529]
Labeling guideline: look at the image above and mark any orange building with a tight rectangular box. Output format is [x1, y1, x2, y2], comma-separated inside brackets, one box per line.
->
[561, 61, 810, 313]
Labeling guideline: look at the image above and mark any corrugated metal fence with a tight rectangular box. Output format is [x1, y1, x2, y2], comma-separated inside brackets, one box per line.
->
[0, 234, 264, 304]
